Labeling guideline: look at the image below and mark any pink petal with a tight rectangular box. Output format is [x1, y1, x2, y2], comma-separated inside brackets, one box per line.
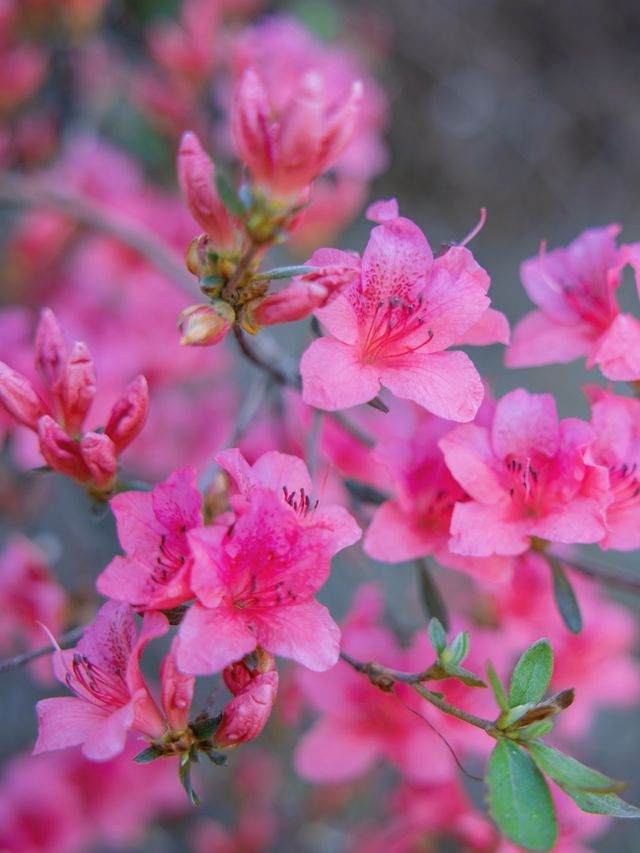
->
[104, 375, 149, 454]
[458, 306, 510, 346]
[529, 497, 606, 544]
[361, 218, 432, 303]
[439, 424, 505, 504]
[311, 504, 362, 553]
[313, 292, 359, 344]
[34, 308, 67, 391]
[491, 388, 559, 459]
[249, 599, 340, 671]
[60, 342, 96, 435]
[380, 351, 484, 422]
[160, 638, 196, 732]
[301, 336, 380, 410]
[366, 198, 399, 223]
[188, 525, 233, 607]
[294, 717, 380, 782]
[0, 362, 48, 429]
[109, 490, 161, 555]
[590, 313, 640, 381]
[34, 697, 108, 755]
[505, 310, 593, 367]
[449, 501, 531, 557]
[364, 499, 445, 563]
[151, 466, 202, 532]
[177, 602, 256, 675]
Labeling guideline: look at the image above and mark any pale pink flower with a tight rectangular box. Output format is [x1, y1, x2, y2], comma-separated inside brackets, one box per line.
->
[440, 388, 608, 557]
[147, 0, 220, 86]
[505, 226, 640, 380]
[34, 602, 167, 761]
[231, 66, 362, 200]
[294, 585, 456, 784]
[585, 387, 640, 551]
[364, 404, 512, 582]
[97, 466, 202, 610]
[177, 449, 361, 674]
[300, 200, 497, 420]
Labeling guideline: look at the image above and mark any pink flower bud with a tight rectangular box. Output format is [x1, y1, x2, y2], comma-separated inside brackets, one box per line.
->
[250, 281, 328, 327]
[223, 649, 276, 695]
[178, 302, 235, 346]
[0, 362, 48, 430]
[177, 131, 237, 250]
[214, 670, 279, 749]
[59, 342, 96, 436]
[231, 68, 274, 189]
[79, 432, 118, 488]
[104, 375, 149, 454]
[34, 309, 67, 394]
[37, 415, 89, 482]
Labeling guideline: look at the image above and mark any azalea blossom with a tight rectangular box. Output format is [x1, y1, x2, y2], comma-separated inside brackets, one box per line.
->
[506, 225, 640, 380]
[177, 449, 361, 674]
[440, 388, 608, 557]
[97, 466, 202, 610]
[35, 601, 168, 761]
[214, 649, 279, 749]
[300, 200, 506, 420]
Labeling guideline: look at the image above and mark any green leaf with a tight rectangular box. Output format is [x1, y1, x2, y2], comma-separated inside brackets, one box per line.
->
[133, 745, 164, 764]
[528, 742, 626, 793]
[445, 631, 470, 666]
[190, 714, 221, 742]
[206, 750, 228, 766]
[486, 739, 558, 851]
[565, 789, 640, 818]
[515, 720, 555, 741]
[215, 171, 244, 217]
[487, 661, 509, 711]
[428, 618, 447, 655]
[443, 663, 486, 688]
[257, 265, 317, 280]
[509, 639, 553, 707]
[418, 562, 449, 630]
[179, 753, 200, 807]
[546, 555, 582, 634]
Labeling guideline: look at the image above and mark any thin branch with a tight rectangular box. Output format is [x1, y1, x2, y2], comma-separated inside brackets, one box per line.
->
[0, 625, 87, 674]
[232, 324, 295, 386]
[339, 650, 499, 736]
[0, 176, 194, 294]
[222, 243, 262, 300]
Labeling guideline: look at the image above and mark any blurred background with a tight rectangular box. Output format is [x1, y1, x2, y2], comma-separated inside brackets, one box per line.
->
[1, 0, 639, 850]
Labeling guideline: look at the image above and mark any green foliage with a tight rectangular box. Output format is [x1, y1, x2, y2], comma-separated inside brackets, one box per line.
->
[132, 745, 164, 764]
[546, 555, 583, 633]
[486, 740, 557, 851]
[486, 661, 509, 711]
[215, 171, 245, 217]
[179, 751, 200, 807]
[508, 638, 553, 706]
[527, 742, 626, 793]
[257, 265, 318, 280]
[427, 619, 486, 687]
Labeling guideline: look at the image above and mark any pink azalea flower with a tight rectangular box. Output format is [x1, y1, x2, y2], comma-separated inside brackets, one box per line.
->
[364, 400, 513, 581]
[440, 388, 608, 557]
[97, 466, 203, 610]
[177, 449, 361, 674]
[294, 585, 456, 784]
[0, 534, 67, 682]
[300, 200, 497, 420]
[34, 602, 167, 761]
[505, 226, 640, 380]
[585, 387, 640, 551]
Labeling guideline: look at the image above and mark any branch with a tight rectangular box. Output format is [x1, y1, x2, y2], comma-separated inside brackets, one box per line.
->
[339, 651, 499, 736]
[0, 175, 194, 294]
[0, 625, 87, 674]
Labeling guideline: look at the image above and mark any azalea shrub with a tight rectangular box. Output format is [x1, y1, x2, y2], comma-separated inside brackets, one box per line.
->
[1, 2, 640, 852]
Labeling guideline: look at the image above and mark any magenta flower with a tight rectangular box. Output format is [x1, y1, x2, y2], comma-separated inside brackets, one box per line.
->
[176, 449, 361, 675]
[506, 226, 640, 380]
[34, 602, 167, 761]
[586, 387, 640, 551]
[300, 200, 499, 420]
[364, 406, 512, 582]
[97, 467, 202, 611]
[439, 388, 608, 557]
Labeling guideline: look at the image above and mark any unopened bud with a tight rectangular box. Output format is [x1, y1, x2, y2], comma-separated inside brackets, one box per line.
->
[0, 362, 48, 430]
[178, 301, 235, 346]
[104, 375, 149, 454]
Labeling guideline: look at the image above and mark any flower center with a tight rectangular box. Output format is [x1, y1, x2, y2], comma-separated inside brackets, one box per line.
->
[359, 295, 434, 362]
[66, 653, 130, 709]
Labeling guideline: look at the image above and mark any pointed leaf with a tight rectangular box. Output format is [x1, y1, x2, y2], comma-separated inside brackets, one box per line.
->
[133, 745, 164, 764]
[487, 661, 509, 712]
[486, 739, 557, 851]
[428, 618, 447, 655]
[257, 265, 318, 280]
[179, 753, 200, 807]
[515, 720, 555, 741]
[443, 663, 486, 688]
[528, 742, 627, 793]
[418, 562, 449, 629]
[215, 171, 244, 217]
[546, 556, 582, 634]
[509, 639, 553, 707]
[565, 789, 640, 818]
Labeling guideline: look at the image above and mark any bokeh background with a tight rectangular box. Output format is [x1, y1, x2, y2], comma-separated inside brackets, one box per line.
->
[1, 0, 639, 850]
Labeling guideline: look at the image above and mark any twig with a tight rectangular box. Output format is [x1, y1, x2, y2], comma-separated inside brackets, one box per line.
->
[232, 324, 295, 386]
[339, 650, 499, 737]
[222, 243, 261, 300]
[0, 176, 194, 294]
[0, 624, 87, 674]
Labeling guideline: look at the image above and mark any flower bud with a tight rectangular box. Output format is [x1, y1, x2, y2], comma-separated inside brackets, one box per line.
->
[178, 131, 237, 251]
[248, 281, 328, 328]
[223, 648, 276, 695]
[79, 431, 118, 488]
[214, 670, 279, 749]
[178, 301, 235, 346]
[37, 415, 89, 481]
[104, 375, 149, 454]
[59, 342, 96, 436]
[34, 308, 67, 393]
[0, 362, 48, 430]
